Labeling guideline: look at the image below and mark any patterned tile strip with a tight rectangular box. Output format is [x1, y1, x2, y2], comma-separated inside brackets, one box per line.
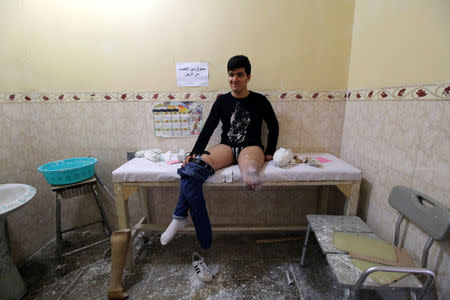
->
[346, 82, 450, 101]
[0, 83, 448, 103]
[0, 90, 347, 103]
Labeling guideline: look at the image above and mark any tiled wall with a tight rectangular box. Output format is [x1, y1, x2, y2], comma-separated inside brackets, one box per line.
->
[341, 82, 450, 296]
[0, 90, 347, 263]
[2, 83, 448, 296]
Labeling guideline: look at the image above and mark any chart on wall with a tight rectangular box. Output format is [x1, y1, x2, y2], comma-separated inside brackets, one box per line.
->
[152, 102, 203, 137]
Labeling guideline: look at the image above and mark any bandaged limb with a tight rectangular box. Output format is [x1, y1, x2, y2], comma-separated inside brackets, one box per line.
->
[238, 146, 265, 191]
[108, 229, 131, 300]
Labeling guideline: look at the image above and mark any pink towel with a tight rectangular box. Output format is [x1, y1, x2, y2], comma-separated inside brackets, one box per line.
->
[314, 157, 332, 163]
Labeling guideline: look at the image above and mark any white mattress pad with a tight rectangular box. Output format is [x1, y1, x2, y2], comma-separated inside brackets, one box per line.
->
[112, 153, 362, 183]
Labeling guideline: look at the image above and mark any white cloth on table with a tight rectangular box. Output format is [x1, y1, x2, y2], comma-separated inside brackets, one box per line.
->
[112, 153, 362, 183]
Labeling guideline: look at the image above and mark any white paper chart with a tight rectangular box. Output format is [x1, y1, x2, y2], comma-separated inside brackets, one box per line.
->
[152, 102, 203, 137]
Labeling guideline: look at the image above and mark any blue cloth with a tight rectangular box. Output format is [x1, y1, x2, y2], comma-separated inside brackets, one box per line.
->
[173, 160, 215, 249]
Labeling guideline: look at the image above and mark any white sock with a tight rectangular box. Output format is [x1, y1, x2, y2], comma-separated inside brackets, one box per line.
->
[160, 218, 187, 245]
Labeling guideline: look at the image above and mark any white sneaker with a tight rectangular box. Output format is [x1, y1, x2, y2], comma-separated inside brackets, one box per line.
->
[192, 252, 213, 283]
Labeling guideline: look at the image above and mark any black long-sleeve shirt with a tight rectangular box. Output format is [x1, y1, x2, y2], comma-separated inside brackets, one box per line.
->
[191, 91, 279, 156]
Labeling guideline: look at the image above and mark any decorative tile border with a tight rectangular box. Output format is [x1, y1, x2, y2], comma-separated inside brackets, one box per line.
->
[1, 83, 448, 103]
[346, 82, 450, 101]
[0, 90, 347, 103]
[0, 91, 220, 103]
[271, 90, 347, 101]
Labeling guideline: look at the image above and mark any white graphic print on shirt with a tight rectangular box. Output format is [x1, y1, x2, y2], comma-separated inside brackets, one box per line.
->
[227, 102, 250, 144]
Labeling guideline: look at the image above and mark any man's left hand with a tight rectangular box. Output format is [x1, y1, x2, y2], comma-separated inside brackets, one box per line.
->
[264, 155, 273, 161]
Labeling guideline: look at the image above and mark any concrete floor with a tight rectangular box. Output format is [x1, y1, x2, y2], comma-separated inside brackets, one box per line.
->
[18, 228, 432, 299]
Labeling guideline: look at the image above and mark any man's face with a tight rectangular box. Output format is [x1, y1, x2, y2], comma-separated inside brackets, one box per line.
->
[228, 67, 251, 94]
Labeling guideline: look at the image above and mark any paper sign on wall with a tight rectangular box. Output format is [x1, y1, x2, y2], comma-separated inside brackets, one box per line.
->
[176, 62, 208, 86]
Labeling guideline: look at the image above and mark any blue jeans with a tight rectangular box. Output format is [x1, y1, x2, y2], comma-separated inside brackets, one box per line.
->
[173, 159, 215, 249]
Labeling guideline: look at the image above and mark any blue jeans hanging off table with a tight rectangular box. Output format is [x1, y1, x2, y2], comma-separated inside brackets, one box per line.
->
[172, 158, 215, 249]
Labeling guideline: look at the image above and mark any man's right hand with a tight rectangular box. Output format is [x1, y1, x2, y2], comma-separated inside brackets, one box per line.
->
[182, 154, 196, 167]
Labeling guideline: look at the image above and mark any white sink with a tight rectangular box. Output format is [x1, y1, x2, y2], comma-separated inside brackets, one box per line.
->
[0, 184, 36, 216]
[0, 184, 36, 299]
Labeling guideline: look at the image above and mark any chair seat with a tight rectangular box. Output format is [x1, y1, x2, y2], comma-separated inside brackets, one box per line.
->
[315, 230, 380, 254]
[326, 253, 423, 289]
[307, 214, 373, 233]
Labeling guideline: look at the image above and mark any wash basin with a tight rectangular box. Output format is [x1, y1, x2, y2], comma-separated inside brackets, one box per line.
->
[0, 184, 36, 299]
[0, 184, 36, 216]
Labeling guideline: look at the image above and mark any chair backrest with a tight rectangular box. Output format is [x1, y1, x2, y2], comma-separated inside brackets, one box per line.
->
[388, 185, 450, 241]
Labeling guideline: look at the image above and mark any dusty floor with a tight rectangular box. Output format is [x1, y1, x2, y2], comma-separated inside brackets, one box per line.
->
[18, 229, 433, 299]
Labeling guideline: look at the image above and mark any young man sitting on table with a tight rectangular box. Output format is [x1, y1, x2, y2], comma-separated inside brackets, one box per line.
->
[161, 55, 279, 282]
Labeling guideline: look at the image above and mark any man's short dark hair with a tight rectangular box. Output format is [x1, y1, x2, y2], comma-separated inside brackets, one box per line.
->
[227, 55, 251, 75]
